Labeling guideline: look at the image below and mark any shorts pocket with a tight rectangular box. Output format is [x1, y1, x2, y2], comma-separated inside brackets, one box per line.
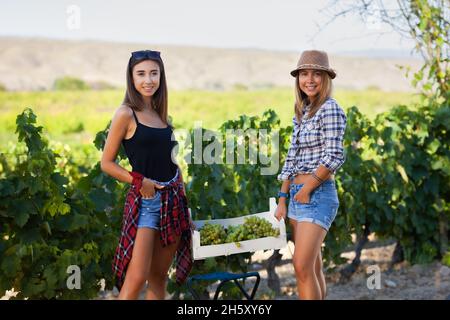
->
[290, 184, 318, 206]
[141, 192, 161, 209]
[142, 190, 160, 200]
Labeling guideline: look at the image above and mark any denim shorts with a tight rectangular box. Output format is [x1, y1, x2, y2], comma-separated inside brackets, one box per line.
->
[137, 169, 180, 230]
[137, 191, 162, 230]
[288, 180, 339, 231]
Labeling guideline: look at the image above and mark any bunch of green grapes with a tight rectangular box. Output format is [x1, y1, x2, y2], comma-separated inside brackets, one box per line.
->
[199, 222, 227, 245]
[225, 225, 247, 243]
[242, 216, 280, 239]
[225, 216, 280, 244]
[200, 217, 280, 246]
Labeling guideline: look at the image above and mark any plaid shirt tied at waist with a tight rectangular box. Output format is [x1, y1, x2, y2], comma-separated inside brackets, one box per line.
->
[112, 170, 193, 290]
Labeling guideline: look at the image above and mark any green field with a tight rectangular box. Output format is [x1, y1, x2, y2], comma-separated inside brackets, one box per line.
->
[0, 88, 419, 150]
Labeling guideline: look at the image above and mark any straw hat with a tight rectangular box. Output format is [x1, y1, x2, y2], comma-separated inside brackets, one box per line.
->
[290, 50, 336, 79]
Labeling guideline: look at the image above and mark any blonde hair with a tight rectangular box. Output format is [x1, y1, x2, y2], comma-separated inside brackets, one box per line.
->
[294, 71, 333, 121]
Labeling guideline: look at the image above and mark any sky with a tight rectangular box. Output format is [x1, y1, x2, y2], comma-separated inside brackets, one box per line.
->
[0, 0, 417, 56]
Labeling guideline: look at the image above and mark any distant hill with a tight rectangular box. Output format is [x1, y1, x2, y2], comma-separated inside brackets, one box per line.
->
[0, 37, 422, 92]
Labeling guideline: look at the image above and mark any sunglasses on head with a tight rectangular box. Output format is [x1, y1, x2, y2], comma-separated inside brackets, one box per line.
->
[131, 50, 161, 60]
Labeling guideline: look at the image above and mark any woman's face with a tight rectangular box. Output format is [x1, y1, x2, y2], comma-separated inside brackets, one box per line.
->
[132, 60, 160, 98]
[298, 69, 323, 98]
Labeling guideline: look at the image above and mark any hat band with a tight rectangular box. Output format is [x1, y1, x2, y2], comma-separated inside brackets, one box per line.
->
[297, 63, 331, 70]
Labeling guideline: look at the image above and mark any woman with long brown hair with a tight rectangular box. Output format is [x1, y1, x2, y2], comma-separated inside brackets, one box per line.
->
[101, 50, 192, 300]
[275, 50, 347, 300]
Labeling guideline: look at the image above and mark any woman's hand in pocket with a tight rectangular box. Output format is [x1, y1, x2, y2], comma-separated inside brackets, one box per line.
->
[140, 178, 163, 199]
[294, 187, 311, 204]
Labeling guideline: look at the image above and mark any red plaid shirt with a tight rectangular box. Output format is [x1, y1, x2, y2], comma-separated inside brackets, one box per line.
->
[112, 171, 193, 290]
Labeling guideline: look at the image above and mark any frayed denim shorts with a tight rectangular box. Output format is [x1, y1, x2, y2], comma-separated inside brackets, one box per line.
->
[288, 180, 339, 231]
[137, 191, 162, 230]
[137, 170, 180, 230]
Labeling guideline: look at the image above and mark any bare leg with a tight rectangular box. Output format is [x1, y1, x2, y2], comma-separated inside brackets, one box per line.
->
[145, 233, 181, 300]
[315, 250, 326, 299]
[292, 221, 327, 300]
[290, 219, 326, 299]
[118, 228, 157, 300]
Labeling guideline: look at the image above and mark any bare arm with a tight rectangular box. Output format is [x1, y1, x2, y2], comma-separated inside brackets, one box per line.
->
[100, 106, 161, 198]
[299, 165, 331, 195]
[100, 106, 134, 184]
[274, 179, 291, 221]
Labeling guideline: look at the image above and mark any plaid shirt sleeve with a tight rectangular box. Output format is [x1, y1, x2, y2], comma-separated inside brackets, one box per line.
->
[318, 100, 347, 173]
[277, 116, 300, 181]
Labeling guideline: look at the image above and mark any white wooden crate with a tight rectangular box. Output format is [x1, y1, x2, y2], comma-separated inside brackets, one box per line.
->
[191, 198, 287, 260]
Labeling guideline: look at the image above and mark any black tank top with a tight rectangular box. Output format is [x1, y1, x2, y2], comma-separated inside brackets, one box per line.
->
[122, 108, 178, 182]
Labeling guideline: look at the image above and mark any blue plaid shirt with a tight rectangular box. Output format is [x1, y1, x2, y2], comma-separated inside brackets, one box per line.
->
[278, 98, 347, 181]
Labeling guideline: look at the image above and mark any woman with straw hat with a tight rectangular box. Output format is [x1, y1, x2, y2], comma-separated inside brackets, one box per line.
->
[275, 50, 347, 300]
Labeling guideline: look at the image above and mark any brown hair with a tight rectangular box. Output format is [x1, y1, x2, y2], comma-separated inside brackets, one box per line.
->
[123, 55, 169, 124]
[294, 71, 332, 122]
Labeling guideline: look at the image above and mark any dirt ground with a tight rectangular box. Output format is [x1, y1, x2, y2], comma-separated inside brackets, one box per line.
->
[2, 240, 449, 300]
[95, 240, 449, 300]
[250, 241, 450, 300]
